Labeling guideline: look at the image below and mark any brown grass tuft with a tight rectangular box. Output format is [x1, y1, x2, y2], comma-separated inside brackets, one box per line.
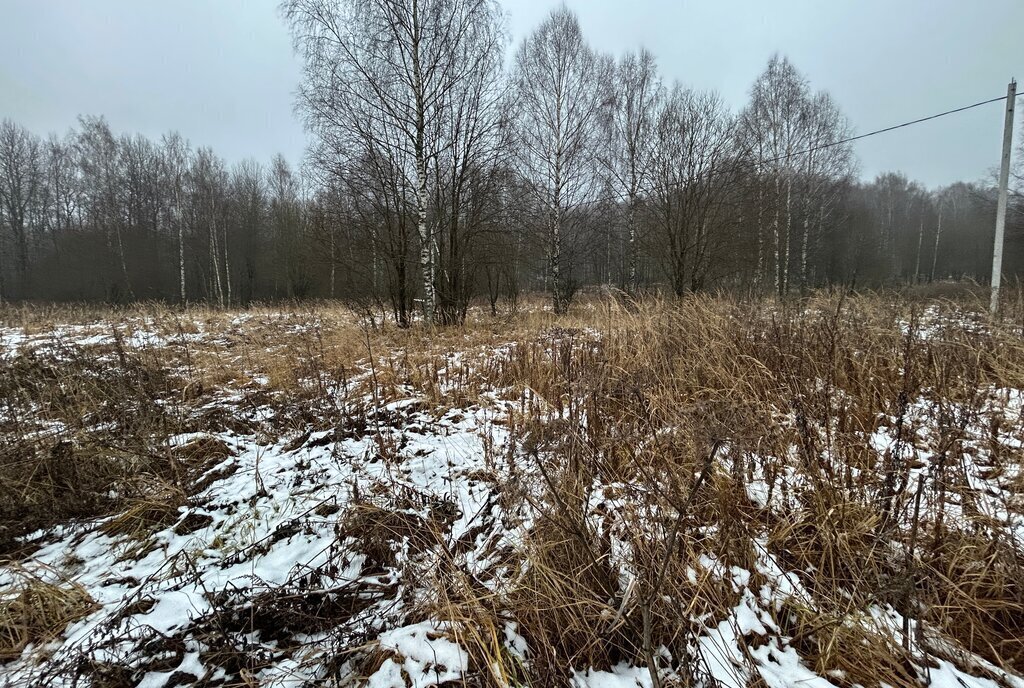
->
[0, 566, 99, 662]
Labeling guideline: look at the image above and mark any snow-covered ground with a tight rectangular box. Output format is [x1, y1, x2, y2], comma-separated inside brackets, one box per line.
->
[1, 307, 1023, 688]
[2, 402, 521, 687]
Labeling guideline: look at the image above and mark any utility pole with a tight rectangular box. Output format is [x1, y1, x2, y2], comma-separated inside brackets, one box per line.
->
[990, 78, 1016, 316]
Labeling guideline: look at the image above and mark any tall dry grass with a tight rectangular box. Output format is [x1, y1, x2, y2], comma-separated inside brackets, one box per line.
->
[1, 289, 1023, 686]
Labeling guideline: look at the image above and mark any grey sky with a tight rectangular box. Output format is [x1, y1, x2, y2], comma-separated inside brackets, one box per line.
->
[1, 0, 1021, 187]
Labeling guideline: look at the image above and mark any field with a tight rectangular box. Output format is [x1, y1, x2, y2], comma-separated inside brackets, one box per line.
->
[1, 290, 1023, 688]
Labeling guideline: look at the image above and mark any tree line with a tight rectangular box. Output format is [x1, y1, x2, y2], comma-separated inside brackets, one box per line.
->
[1, 2, 1021, 319]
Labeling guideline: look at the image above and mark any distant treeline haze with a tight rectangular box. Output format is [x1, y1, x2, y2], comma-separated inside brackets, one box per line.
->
[1, 3, 1022, 322]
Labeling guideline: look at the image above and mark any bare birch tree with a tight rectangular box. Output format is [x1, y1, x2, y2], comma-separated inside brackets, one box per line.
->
[283, 0, 504, 324]
[77, 116, 134, 300]
[429, 4, 508, 323]
[600, 48, 660, 293]
[160, 132, 190, 303]
[740, 55, 811, 297]
[511, 5, 606, 314]
[794, 92, 854, 292]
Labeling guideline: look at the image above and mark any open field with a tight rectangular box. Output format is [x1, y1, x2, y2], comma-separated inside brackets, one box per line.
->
[1, 291, 1024, 688]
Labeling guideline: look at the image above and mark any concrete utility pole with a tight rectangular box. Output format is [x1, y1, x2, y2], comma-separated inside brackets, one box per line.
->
[990, 78, 1016, 316]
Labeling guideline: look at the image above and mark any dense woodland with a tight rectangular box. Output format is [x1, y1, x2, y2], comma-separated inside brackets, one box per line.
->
[1, 2, 1022, 322]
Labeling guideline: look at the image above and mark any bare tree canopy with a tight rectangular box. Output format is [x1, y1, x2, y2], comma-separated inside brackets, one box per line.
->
[0, 8, 1019, 307]
[281, 0, 507, 324]
[510, 5, 608, 313]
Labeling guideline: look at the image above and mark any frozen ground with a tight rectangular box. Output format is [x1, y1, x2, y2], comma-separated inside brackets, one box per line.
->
[1, 305, 1023, 688]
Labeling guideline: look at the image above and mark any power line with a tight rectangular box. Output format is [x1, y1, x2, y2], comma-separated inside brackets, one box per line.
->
[761, 91, 1022, 168]
[588, 90, 1024, 206]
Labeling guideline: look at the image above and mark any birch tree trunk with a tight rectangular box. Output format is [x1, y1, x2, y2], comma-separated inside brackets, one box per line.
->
[330, 226, 336, 299]
[551, 154, 564, 314]
[411, 3, 435, 324]
[781, 174, 792, 296]
[772, 175, 781, 297]
[210, 214, 224, 307]
[627, 191, 637, 294]
[755, 181, 764, 294]
[415, 154, 434, 323]
[223, 218, 231, 306]
[800, 200, 810, 294]
[177, 201, 186, 304]
[914, 213, 924, 284]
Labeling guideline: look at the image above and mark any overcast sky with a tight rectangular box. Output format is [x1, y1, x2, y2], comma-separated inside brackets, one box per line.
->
[1, 0, 1021, 188]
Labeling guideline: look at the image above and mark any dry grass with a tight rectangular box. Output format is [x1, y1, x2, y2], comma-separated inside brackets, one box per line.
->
[0, 566, 98, 662]
[457, 291, 1024, 683]
[1, 288, 1023, 685]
